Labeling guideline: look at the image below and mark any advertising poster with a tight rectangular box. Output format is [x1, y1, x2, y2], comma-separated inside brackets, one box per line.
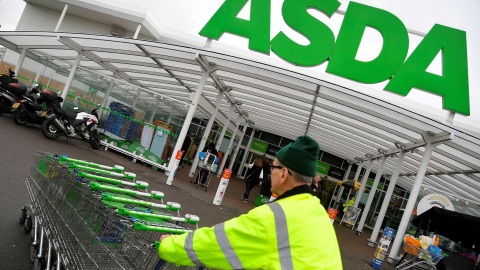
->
[327, 207, 338, 223]
[340, 205, 361, 229]
[167, 150, 183, 182]
[371, 227, 395, 269]
[213, 169, 232, 205]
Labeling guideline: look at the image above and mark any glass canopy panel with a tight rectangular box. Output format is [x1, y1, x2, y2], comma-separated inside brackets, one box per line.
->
[33, 49, 78, 58]
[216, 70, 316, 101]
[70, 38, 141, 52]
[207, 56, 318, 90]
[141, 45, 195, 62]
[316, 98, 420, 142]
[157, 60, 202, 74]
[308, 125, 375, 154]
[94, 51, 154, 64]
[114, 64, 168, 74]
[435, 144, 480, 169]
[314, 106, 410, 145]
[309, 118, 383, 152]
[233, 91, 309, 116]
[229, 83, 311, 109]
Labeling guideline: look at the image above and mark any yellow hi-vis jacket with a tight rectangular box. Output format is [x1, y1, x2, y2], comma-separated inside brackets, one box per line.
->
[159, 192, 342, 269]
[343, 197, 355, 212]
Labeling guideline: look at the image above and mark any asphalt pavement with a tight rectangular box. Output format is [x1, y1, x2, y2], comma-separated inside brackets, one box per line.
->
[0, 114, 396, 269]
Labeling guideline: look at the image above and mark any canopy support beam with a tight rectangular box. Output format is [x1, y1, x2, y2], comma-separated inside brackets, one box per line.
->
[388, 132, 435, 263]
[368, 150, 406, 246]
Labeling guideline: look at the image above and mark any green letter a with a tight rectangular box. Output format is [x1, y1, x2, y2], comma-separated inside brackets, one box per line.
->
[385, 24, 470, 115]
[199, 0, 271, 54]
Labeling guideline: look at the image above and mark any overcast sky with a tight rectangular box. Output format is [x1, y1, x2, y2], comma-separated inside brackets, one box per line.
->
[1, 0, 479, 126]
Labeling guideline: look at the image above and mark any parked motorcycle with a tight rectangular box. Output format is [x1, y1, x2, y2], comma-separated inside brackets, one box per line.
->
[40, 90, 101, 150]
[0, 74, 27, 115]
[11, 84, 49, 126]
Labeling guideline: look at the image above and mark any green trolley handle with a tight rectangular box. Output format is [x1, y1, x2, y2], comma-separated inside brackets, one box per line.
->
[90, 182, 163, 200]
[117, 208, 199, 224]
[78, 171, 148, 190]
[59, 156, 125, 172]
[134, 222, 190, 234]
[102, 194, 180, 211]
[70, 163, 136, 180]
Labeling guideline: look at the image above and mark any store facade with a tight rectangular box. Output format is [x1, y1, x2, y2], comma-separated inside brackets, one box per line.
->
[2, 0, 480, 263]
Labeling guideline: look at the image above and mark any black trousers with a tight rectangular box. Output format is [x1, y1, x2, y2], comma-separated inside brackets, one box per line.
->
[196, 169, 210, 184]
[243, 179, 260, 199]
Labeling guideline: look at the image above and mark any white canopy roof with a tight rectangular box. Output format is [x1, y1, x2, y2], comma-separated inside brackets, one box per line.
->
[1, 31, 479, 216]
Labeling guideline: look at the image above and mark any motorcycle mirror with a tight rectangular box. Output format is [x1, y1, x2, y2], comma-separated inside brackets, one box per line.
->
[57, 97, 64, 102]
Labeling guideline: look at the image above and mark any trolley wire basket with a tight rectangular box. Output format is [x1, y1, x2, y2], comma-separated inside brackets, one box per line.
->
[22, 151, 205, 270]
[190, 152, 218, 192]
[395, 243, 444, 270]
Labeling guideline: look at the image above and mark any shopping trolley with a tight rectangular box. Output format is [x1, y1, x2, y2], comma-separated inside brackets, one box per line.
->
[19, 151, 205, 270]
[395, 242, 444, 270]
[190, 152, 218, 191]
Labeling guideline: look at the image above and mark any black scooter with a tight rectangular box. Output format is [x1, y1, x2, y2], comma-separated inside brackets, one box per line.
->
[0, 74, 27, 115]
[11, 85, 49, 126]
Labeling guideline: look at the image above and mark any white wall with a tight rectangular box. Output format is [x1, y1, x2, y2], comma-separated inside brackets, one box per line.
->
[16, 3, 153, 40]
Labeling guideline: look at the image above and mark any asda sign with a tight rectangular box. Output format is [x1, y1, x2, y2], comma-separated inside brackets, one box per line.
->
[200, 0, 470, 115]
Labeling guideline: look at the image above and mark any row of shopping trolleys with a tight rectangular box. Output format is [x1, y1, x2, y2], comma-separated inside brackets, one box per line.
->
[19, 152, 203, 270]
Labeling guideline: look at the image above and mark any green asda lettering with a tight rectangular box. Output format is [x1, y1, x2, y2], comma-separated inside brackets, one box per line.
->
[199, 0, 469, 115]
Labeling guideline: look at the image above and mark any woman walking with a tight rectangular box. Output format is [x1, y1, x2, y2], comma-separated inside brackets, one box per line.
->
[242, 158, 268, 203]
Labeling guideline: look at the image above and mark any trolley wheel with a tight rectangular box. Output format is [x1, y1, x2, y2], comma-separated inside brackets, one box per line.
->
[30, 245, 38, 263]
[33, 257, 45, 270]
[51, 261, 66, 270]
[19, 207, 27, 224]
[24, 216, 33, 234]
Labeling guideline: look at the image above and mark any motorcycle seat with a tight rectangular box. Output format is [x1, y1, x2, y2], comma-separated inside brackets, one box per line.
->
[64, 112, 78, 121]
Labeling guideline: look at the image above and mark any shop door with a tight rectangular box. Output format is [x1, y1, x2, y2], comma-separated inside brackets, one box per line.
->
[320, 179, 337, 210]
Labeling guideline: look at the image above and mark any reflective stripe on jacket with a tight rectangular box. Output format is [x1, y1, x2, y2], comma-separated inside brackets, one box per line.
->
[158, 193, 342, 269]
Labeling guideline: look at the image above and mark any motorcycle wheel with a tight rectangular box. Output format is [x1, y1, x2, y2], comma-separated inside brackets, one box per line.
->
[41, 118, 62, 140]
[89, 129, 101, 150]
[13, 107, 29, 126]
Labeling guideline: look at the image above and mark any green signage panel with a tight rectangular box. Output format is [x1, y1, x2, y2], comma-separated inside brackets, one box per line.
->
[251, 139, 268, 153]
[366, 179, 384, 190]
[316, 161, 330, 175]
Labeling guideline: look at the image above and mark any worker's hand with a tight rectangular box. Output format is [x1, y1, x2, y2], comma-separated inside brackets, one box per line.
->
[160, 234, 174, 242]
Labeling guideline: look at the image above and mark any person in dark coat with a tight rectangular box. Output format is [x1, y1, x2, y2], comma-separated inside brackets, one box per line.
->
[242, 158, 268, 203]
[178, 133, 191, 167]
[202, 142, 218, 156]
